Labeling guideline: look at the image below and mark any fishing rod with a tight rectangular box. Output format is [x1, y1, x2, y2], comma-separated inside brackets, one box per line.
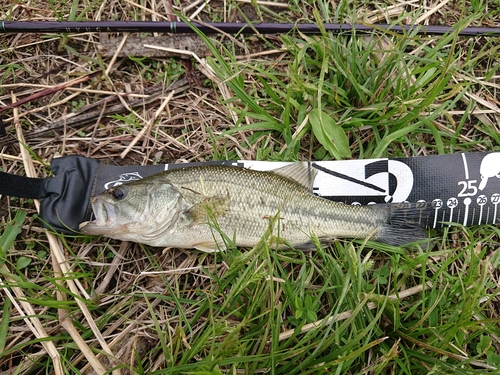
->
[1, 20, 500, 36]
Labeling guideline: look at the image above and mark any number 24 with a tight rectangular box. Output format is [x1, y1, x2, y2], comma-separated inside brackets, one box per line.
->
[458, 180, 477, 197]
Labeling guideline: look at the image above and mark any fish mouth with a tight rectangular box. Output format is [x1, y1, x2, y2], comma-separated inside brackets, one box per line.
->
[79, 196, 117, 235]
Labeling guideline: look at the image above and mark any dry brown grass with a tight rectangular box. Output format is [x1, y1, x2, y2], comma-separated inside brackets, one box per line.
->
[0, 2, 290, 373]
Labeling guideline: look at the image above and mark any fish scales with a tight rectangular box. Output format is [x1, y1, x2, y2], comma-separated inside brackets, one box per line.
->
[163, 166, 386, 248]
[80, 164, 430, 250]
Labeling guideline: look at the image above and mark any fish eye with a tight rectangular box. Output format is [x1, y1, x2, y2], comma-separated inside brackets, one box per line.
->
[109, 187, 126, 200]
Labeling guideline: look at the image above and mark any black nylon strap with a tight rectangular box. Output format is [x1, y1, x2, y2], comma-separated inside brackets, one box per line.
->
[0, 171, 47, 199]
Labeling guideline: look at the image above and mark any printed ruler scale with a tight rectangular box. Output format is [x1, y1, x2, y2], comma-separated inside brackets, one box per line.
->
[92, 152, 500, 228]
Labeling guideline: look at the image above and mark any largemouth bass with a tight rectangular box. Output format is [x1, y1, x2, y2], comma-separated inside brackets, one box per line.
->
[80, 164, 430, 251]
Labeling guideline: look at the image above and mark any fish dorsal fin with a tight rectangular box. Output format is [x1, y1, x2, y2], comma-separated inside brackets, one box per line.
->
[271, 163, 317, 191]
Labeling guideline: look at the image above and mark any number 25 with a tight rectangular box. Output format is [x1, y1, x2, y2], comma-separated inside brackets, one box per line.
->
[458, 180, 477, 197]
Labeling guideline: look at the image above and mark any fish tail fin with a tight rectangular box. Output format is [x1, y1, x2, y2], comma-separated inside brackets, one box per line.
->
[374, 202, 433, 247]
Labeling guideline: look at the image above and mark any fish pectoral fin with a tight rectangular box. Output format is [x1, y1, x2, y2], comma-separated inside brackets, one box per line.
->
[186, 197, 229, 225]
[271, 163, 317, 191]
[193, 241, 224, 252]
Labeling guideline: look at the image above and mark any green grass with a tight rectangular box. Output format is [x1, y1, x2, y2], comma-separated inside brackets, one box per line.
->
[67, 231, 500, 374]
[203, 14, 491, 160]
[1, 0, 500, 374]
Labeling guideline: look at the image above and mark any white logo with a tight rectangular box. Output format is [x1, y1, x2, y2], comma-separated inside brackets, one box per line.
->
[104, 172, 143, 189]
[479, 152, 500, 191]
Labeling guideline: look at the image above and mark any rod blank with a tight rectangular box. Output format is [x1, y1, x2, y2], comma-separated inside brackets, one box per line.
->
[1, 21, 500, 36]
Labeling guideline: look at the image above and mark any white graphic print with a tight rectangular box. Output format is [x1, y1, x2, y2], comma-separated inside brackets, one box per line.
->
[478, 152, 500, 191]
[104, 172, 143, 189]
[311, 159, 414, 203]
[384, 160, 414, 202]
